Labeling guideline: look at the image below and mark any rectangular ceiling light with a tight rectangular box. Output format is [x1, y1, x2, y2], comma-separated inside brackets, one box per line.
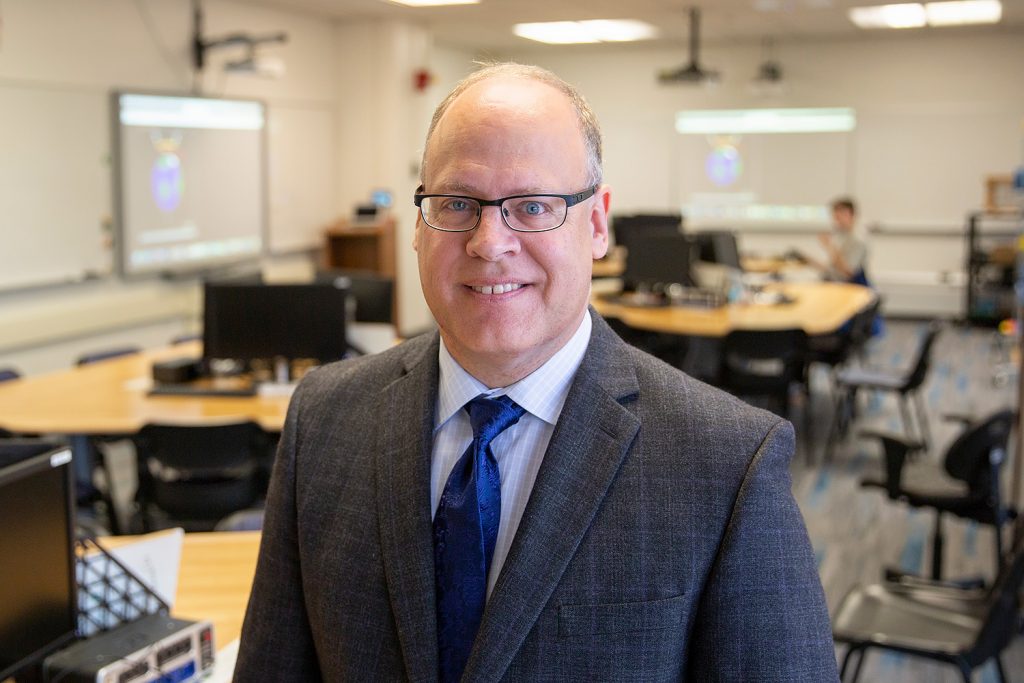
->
[849, 0, 1001, 28]
[387, 0, 479, 6]
[514, 19, 657, 44]
[676, 108, 857, 135]
[925, 0, 1002, 25]
[848, 3, 927, 28]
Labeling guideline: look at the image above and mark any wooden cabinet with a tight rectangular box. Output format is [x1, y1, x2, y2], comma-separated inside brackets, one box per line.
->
[323, 215, 399, 328]
[323, 216, 396, 276]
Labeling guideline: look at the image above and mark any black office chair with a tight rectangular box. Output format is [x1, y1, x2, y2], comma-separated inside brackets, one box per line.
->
[718, 329, 808, 418]
[170, 333, 202, 345]
[833, 518, 1024, 683]
[133, 421, 271, 532]
[0, 368, 21, 438]
[826, 320, 941, 459]
[806, 296, 881, 374]
[76, 346, 141, 366]
[859, 409, 1016, 583]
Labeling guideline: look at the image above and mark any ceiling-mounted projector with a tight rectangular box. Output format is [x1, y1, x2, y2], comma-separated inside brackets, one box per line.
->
[658, 7, 719, 84]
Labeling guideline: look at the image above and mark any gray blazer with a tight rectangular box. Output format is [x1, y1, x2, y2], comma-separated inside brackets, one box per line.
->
[236, 311, 838, 681]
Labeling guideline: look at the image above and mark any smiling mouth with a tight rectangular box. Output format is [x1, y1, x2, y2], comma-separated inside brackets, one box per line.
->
[469, 283, 524, 295]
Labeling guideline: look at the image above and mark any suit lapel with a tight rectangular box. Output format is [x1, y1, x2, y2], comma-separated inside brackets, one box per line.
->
[375, 335, 440, 683]
[464, 313, 642, 681]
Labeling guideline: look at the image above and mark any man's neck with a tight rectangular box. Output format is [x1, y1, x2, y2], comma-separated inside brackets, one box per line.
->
[440, 313, 590, 389]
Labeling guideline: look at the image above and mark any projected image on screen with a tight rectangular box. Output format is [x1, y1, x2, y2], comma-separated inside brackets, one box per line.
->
[115, 94, 265, 276]
[676, 108, 855, 226]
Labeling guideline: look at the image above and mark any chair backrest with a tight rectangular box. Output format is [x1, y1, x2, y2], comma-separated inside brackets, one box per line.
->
[903, 321, 942, 391]
[0, 368, 21, 383]
[170, 333, 202, 345]
[944, 409, 1015, 491]
[76, 346, 141, 366]
[135, 421, 266, 473]
[849, 296, 882, 353]
[721, 329, 809, 390]
[968, 519, 1024, 666]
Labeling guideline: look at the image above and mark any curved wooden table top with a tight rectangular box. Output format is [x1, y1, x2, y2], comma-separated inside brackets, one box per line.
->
[0, 342, 289, 435]
[592, 281, 875, 338]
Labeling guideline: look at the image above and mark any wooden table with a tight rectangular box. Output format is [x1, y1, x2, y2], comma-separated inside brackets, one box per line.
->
[99, 530, 261, 648]
[0, 343, 289, 436]
[592, 281, 875, 338]
[175, 531, 261, 646]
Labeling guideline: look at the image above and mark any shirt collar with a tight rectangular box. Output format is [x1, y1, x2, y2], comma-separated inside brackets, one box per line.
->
[436, 312, 592, 430]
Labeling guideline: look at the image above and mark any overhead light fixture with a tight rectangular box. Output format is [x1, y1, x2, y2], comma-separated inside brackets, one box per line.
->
[676, 108, 856, 135]
[387, 0, 479, 6]
[849, 0, 1001, 28]
[513, 19, 656, 45]
[848, 3, 927, 28]
[925, 0, 1002, 25]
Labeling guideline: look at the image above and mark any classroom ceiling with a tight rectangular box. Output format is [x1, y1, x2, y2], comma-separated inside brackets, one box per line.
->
[232, 0, 1024, 50]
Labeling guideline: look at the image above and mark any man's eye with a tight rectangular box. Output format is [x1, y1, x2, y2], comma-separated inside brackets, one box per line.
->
[443, 199, 473, 212]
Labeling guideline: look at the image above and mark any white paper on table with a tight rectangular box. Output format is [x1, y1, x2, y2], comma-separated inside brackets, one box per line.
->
[105, 527, 184, 606]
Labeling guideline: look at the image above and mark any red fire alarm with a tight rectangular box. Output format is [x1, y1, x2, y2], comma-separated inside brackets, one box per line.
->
[413, 68, 433, 92]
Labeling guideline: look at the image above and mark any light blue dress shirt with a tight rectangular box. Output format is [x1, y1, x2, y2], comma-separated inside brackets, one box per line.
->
[431, 313, 592, 597]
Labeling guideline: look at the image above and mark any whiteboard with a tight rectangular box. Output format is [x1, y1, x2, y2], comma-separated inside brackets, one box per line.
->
[0, 84, 112, 291]
[266, 104, 336, 253]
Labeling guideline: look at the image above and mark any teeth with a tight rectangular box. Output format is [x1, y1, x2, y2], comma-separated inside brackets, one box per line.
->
[472, 283, 523, 295]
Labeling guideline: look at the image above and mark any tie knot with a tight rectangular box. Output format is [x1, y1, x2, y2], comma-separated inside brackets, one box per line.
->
[466, 395, 526, 447]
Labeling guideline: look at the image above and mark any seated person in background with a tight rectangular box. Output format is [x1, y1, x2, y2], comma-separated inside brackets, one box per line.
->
[809, 197, 869, 284]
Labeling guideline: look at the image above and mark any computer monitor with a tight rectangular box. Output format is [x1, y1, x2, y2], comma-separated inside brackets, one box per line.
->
[315, 269, 394, 324]
[611, 214, 683, 256]
[0, 442, 77, 680]
[202, 282, 349, 365]
[692, 231, 741, 270]
[622, 234, 696, 291]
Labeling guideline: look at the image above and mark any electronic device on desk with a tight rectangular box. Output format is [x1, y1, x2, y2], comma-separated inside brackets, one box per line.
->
[42, 614, 214, 683]
[622, 233, 696, 292]
[202, 281, 349, 382]
[0, 441, 77, 682]
[599, 285, 725, 310]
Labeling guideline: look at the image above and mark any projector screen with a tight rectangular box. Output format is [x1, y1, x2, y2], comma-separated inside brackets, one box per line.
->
[675, 108, 855, 228]
[113, 92, 266, 277]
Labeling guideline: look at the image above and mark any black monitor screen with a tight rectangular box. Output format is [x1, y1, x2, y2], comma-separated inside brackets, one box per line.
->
[611, 214, 683, 256]
[623, 234, 695, 290]
[203, 282, 349, 363]
[694, 231, 741, 270]
[0, 443, 77, 679]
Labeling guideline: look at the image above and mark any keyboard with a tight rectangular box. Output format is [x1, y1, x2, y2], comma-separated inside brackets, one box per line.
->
[148, 383, 256, 398]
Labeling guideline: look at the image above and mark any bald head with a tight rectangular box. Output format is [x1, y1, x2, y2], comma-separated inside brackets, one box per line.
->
[420, 63, 603, 188]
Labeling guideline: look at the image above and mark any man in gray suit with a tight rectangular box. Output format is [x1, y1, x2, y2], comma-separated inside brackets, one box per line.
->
[236, 63, 838, 681]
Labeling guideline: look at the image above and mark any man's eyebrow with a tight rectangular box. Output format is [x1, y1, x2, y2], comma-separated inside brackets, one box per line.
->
[430, 182, 552, 197]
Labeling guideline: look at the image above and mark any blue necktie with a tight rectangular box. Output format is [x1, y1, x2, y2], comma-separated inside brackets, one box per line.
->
[433, 395, 526, 683]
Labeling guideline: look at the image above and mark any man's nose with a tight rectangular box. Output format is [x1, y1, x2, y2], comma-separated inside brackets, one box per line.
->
[466, 205, 521, 261]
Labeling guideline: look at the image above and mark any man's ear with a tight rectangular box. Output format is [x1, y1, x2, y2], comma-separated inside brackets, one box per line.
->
[590, 184, 611, 260]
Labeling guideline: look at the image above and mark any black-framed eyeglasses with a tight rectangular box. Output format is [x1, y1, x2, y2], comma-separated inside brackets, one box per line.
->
[414, 186, 598, 233]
